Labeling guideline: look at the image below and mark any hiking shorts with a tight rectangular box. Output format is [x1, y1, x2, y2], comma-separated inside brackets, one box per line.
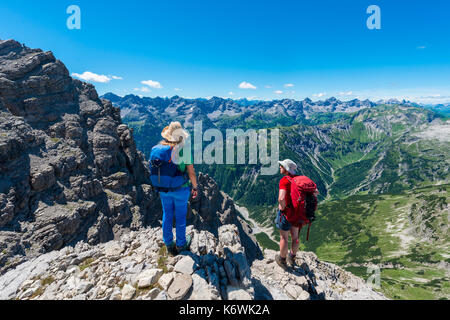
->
[275, 210, 291, 231]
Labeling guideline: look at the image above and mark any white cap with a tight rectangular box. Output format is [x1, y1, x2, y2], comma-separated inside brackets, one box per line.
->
[278, 159, 297, 175]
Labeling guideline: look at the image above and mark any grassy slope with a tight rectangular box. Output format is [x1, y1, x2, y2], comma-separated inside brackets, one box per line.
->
[302, 184, 449, 300]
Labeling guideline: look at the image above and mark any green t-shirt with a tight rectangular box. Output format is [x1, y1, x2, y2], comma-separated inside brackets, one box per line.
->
[177, 147, 193, 188]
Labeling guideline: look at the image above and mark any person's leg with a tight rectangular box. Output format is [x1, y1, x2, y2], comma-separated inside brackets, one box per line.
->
[274, 210, 291, 258]
[172, 187, 191, 248]
[279, 229, 290, 259]
[275, 210, 290, 269]
[159, 192, 175, 246]
[290, 226, 300, 256]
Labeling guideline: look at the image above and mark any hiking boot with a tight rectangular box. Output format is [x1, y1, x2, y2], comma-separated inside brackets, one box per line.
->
[166, 241, 178, 256]
[275, 254, 288, 271]
[286, 253, 296, 267]
[176, 234, 192, 253]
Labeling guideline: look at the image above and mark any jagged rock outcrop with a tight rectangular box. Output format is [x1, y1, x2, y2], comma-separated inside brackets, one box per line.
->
[251, 250, 386, 300]
[0, 224, 385, 300]
[189, 173, 262, 263]
[0, 39, 153, 272]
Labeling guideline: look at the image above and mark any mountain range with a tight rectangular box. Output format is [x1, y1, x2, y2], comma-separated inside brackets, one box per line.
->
[102, 90, 450, 300]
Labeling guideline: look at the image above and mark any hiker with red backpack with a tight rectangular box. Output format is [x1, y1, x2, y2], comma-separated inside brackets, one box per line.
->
[275, 159, 318, 270]
[150, 122, 198, 256]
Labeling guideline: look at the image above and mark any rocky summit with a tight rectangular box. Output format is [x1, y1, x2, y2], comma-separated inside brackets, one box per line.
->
[0, 224, 385, 300]
[0, 39, 386, 300]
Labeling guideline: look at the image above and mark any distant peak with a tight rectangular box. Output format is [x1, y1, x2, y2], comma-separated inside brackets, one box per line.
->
[101, 92, 122, 101]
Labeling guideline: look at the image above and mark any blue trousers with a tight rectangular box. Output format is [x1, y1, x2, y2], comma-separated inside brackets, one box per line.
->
[159, 187, 191, 247]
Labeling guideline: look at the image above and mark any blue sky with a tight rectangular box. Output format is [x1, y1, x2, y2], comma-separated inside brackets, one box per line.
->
[1, 0, 449, 103]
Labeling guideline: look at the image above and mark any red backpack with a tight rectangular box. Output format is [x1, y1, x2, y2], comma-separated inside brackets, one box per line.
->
[285, 176, 318, 241]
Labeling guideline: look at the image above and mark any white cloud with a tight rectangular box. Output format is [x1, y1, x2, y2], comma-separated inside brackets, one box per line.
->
[134, 87, 150, 93]
[72, 71, 113, 83]
[264, 85, 272, 89]
[417, 46, 426, 49]
[174, 88, 182, 91]
[111, 75, 123, 80]
[142, 80, 163, 89]
[228, 91, 235, 95]
[274, 90, 283, 95]
[413, 94, 450, 103]
[338, 91, 353, 96]
[239, 81, 257, 90]
[312, 92, 326, 98]
[284, 83, 294, 88]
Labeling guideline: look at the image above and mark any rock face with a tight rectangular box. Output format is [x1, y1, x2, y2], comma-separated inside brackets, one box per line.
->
[189, 173, 262, 263]
[0, 224, 386, 300]
[0, 39, 159, 273]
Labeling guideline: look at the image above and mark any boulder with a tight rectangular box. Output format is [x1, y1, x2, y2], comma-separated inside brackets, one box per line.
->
[158, 272, 175, 291]
[167, 273, 193, 300]
[226, 286, 252, 300]
[121, 284, 136, 300]
[136, 269, 163, 289]
[174, 255, 197, 275]
[188, 271, 221, 300]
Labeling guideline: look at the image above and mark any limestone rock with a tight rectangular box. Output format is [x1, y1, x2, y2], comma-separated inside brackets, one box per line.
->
[226, 286, 253, 300]
[173, 255, 197, 275]
[158, 273, 175, 291]
[188, 272, 221, 300]
[143, 288, 160, 300]
[168, 273, 193, 300]
[136, 269, 163, 289]
[121, 284, 136, 300]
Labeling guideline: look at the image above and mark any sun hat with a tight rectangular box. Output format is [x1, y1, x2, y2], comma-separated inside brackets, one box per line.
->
[278, 159, 297, 175]
[161, 121, 189, 145]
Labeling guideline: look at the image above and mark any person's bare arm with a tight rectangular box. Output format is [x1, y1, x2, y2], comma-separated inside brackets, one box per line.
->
[278, 189, 287, 211]
[186, 164, 198, 199]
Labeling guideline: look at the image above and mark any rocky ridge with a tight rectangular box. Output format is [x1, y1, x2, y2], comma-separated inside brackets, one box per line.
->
[0, 224, 386, 300]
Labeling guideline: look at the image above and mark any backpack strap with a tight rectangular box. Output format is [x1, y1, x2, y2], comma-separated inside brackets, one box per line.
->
[168, 145, 174, 163]
[284, 175, 294, 183]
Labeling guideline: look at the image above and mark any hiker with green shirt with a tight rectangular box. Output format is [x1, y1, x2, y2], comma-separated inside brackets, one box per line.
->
[150, 122, 198, 256]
